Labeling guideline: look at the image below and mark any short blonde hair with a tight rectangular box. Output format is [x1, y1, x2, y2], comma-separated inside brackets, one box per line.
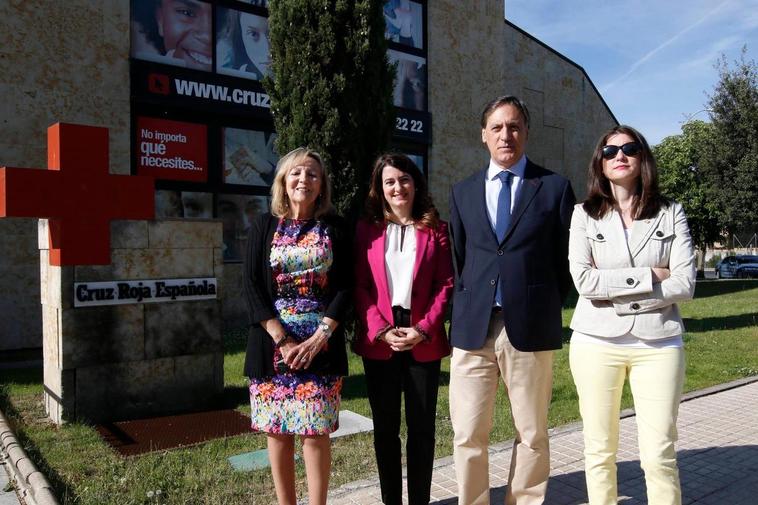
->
[270, 147, 334, 218]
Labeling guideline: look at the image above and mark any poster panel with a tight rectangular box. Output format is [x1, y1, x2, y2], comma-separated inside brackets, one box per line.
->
[137, 117, 208, 181]
[155, 190, 214, 219]
[405, 153, 425, 174]
[130, 0, 213, 72]
[223, 128, 278, 186]
[383, 0, 423, 49]
[217, 194, 269, 261]
[388, 50, 427, 112]
[216, 7, 272, 81]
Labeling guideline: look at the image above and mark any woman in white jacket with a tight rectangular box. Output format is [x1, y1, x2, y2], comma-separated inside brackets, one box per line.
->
[568, 125, 695, 505]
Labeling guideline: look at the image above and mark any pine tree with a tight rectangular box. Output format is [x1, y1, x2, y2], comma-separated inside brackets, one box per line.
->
[264, 0, 395, 218]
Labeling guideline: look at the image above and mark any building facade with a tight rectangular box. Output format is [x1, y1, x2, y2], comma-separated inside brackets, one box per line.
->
[0, 0, 616, 351]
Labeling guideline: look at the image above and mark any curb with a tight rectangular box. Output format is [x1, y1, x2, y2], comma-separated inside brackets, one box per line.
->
[0, 409, 59, 505]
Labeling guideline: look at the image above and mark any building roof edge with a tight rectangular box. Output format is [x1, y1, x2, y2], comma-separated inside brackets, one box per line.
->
[503, 18, 620, 125]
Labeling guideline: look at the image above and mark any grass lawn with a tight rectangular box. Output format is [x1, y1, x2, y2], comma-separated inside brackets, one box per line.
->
[1, 280, 756, 504]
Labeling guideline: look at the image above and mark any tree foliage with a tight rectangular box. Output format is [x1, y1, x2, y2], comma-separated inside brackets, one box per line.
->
[706, 47, 758, 236]
[654, 120, 721, 252]
[264, 0, 395, 218]
[655, 46, 757, 251]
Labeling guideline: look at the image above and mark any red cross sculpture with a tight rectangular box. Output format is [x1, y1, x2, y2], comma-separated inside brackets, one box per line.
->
[0, 123, 155, 266]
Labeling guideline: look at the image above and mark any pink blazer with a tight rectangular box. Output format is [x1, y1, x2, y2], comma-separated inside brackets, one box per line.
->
[353, 219, 454, 362]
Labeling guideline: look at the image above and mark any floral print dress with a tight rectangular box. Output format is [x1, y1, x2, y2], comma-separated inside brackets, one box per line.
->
[249, 218, 343, 435]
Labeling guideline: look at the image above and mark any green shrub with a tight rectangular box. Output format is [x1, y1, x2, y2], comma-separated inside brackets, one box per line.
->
[264, 0, 395, 218]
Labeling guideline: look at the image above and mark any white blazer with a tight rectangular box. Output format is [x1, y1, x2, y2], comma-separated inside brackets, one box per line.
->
[568, 201, 696, 339]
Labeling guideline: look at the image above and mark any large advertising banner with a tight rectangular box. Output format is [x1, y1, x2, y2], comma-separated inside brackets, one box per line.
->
[137, 117, 208, 182]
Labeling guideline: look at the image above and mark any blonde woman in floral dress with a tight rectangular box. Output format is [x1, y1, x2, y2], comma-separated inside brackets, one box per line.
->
[243, 147, 351, 505]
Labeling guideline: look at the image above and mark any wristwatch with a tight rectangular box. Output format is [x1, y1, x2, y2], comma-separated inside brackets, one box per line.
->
[318, 322, 333, 339]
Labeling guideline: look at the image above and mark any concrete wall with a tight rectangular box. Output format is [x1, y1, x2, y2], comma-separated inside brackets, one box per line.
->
[41, 219, 224, 424]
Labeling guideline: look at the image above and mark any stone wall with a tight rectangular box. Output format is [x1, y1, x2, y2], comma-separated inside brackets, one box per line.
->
[0, 219, 41, 349]
[0, 0, 131, 351]
[427, 2, 618, 216]
[41, 219, 224, 424]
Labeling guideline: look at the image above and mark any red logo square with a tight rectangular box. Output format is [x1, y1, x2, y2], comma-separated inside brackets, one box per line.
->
[148, 74, 170, 95]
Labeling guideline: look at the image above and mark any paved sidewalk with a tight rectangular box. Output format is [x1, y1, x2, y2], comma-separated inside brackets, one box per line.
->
[328, 378, 758, 504]
[0, 457, 22, 505]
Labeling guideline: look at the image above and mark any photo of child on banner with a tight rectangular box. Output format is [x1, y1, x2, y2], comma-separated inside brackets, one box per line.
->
[216, 6, 272, 81]
[223, 128, 278, 186]
[130, 0, 213, 72]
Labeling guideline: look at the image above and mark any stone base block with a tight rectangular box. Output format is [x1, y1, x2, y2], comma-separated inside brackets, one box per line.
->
[39, 218, 224, 424]
[144, 300, 222, 359]
[44, 369, 75, 425]
[73, 352, 224, 422]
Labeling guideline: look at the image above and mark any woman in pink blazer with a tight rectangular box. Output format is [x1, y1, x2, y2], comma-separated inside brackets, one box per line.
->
[354, 153, 454, 505]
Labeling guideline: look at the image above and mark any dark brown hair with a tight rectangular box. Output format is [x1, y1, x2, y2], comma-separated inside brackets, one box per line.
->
[583, 125, 668, 220]
[480, 95, 531, 129]
[365, 153, 439, 230]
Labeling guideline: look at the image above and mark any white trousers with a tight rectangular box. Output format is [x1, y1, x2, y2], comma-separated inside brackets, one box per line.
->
[569, 341, 685, 505]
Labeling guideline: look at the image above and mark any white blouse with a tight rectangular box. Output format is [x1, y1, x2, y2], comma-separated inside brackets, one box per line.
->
[385, 223, 416, 309]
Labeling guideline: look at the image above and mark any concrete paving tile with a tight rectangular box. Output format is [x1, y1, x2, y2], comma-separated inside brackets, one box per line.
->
[327, 380, 758, 504]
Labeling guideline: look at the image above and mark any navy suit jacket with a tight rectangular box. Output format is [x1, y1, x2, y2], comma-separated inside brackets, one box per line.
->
[449, 159, 575, 352]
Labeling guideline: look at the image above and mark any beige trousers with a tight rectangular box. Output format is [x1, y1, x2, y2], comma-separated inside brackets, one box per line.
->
[569, 341, 684, 505]
[449, 314, 554, 505]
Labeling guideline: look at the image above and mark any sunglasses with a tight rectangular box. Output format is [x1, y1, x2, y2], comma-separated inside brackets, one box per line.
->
[601, 142, 642, 159]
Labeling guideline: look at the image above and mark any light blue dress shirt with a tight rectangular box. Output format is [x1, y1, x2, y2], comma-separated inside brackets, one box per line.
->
[485, 155, 527, 234]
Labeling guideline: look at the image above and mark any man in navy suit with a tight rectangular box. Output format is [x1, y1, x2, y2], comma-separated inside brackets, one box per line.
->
[448, 96, 575, 505]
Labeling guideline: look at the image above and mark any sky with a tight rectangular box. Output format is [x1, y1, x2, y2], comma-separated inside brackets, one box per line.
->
[504, 0, 758, 145]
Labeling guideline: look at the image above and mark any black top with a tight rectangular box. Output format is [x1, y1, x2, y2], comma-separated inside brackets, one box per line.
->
[243, 212, 352, 378]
